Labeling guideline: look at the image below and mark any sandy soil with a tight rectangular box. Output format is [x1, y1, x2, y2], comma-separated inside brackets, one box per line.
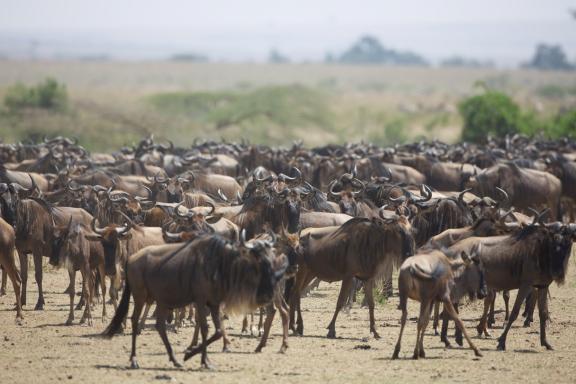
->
[1, 258, 576, 384]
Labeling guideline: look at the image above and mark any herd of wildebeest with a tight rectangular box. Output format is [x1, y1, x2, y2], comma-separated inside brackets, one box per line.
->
[0, 134, 575, 368]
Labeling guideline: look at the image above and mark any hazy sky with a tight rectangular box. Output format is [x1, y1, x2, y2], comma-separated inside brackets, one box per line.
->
[1, 0, 574, 65]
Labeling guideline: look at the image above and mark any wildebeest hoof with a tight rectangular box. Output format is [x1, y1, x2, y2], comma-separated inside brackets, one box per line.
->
[372, 330, 381, 339]
[254, 345, 263, 353]
[326, 329, 336, 338]
[419, 350, 425, 358]
[65, 318, 74, 326]
[278, 344, 288, 354]
[34, 302, 44, 310]
[474, 349, 483, 357]
[433, 329, 439, 336]
[0, 289, 6, 296]
[15, 317, 23, 326]
[412, 353, 419, 360]
[523, 319, 532, 328]
[496, 341, 506, 351]
[172, 360, 182, 368]
[201, 360, 215, 370]
[455, 337, 463, 347]
[542, 342, 553, 350]
[129, 360, 139, 369]
[222, 345, 231, 353]
[183, 347, 200, 361]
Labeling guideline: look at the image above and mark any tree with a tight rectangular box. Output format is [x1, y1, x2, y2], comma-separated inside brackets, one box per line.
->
[338, 35, 428, 66]
[268, 49, 290, 64]
[525, 44, 573, 70]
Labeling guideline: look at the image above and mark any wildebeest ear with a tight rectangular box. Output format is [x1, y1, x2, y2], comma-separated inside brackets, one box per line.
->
[119, 233, 133, 240]
[84, 234, 102, 241]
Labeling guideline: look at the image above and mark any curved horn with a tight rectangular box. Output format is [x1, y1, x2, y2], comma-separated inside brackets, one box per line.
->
[496, 187, 509, 203]
[204, 201, 215, 215]
[162, 222, 183, 241]
[217, 188, 228, 202]
[91, 218, 106, 235]
[240, 229, 254, 250]
[458, 188, 472, 204]
[328, 180, 343, 197]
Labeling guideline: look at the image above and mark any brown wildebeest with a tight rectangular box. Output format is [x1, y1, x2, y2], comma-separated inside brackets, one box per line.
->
[289, 210, 414, 338]
[392, 248, 484, 359]
[471, 221, 574, 351]
[103, 232, 288, 369]
[0, 215, 23, 323]
[52, 218, 106, 325]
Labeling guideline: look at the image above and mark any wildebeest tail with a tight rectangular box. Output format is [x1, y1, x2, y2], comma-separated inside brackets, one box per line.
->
[102, 278, 131, 338]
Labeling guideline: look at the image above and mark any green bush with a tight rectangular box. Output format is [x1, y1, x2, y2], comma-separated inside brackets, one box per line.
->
[4, 78, 68, 111]
[547, 110, 576, 138]
[459, 90, 525, 142]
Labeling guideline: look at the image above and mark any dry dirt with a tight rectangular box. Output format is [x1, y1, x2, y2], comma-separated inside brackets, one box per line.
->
[2, 258, 576, 384]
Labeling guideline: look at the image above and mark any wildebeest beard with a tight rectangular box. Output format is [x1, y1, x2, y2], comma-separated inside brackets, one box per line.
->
[235, 195, 300, 238]
[197, 236, 280, 314]
[512, 225, 572, 284]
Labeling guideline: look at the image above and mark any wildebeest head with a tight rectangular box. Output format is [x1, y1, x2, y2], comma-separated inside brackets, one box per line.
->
[241, 230, 287, 306]
[271, 187, 302, 234]
[85, 218, 131, 274]
[545, 223, 574, 284]
[455, 244, 487, 300]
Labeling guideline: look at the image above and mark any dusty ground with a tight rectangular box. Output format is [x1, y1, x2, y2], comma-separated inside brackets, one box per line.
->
[1, 258, 576, 384]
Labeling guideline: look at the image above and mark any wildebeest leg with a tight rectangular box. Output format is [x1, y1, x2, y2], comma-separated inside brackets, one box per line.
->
[497, 285, 531, 351]
[537, 287, 553, 350]
[488, 294, 495, 327]
[391, 297, 408, 359]
[523, 290, 536, 327]
[241, 315, 249, 334]
[18, 251, 28, 306]
[66, 269, 76, 325]
[503, 290, 510, 321]
[79, 267, 93, 326]
[98, 264, 107, 322]
[129, 300, 145, 369]
[276, 295, 290, 353]
[363, 279, 380, 339]
[289, 268, 314, 335]
[184, 305, 223, 367]
[255, 303, 276, 353]
[417, 301, 432, 359]
[138, 303, 152, 334]
[0, 268, 6, 296]
[454, 303, 463, 347]
[477, 292, 494, 337]
[443, 299, 482, 357]
[257, 307, 264, 336]
[440, 308, 452, 347]
[154, 305, 182, 368]
[32, 251, 44, 310]
[1, 251, 23, 323]
[187, 304, 194, 324]
[190, 306, 201, 348]
[221, 314, 231, 352]
[326, 277, 353, 338]
[432, 302, 440, 336]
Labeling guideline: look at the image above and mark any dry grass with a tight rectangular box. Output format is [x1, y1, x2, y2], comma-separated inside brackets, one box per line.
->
[0, 60, 574, 150]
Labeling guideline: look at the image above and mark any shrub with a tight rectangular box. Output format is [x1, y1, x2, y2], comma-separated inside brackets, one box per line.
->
[459, 90, 524, 142]
[4, 78, 68, 112]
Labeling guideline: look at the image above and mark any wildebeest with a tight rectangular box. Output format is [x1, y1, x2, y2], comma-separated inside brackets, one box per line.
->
[465, 162, 562, 220]
[392, 247, 484, 359]
[103, 232, 288, 369]
[0, 215, 22, 323]
[289, 210, 414, 338]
